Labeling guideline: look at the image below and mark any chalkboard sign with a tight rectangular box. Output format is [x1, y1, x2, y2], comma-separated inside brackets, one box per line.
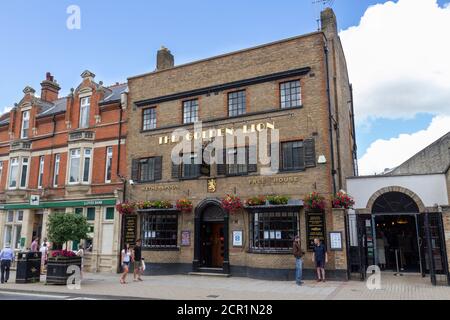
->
[306, 212, 326, 251]
[123, 215, 138, 245]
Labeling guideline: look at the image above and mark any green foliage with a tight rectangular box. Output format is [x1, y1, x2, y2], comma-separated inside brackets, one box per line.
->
[47, 212, 90, 245]
[266, 195, 290, 205]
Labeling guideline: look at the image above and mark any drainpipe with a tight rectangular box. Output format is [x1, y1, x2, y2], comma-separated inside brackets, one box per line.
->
[349, 84, 358, 176]
[324, 44, 337, 194]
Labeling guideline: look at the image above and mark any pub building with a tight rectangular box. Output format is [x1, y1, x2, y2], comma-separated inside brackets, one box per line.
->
[125, 8, 357, 280]
[0, 71, 128, 273]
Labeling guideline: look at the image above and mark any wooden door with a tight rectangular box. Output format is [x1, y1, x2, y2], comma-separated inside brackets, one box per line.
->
[211, 223, 224, 267]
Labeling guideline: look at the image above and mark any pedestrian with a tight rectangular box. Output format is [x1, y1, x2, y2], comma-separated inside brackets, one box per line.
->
[312, 238, 328, 282]
[120, 243, 132, 284]
[76, 244, 84, 279]
[41, 238, 51, 250]
[31, 237, 39, 252]
[39, 242, 48, 275]
[293, 235, 305, 286]
[133, 239, 143, 282]
[0, 243, 15, 283]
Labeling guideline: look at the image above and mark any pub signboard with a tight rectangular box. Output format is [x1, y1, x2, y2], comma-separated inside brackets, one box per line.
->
[123, 214, 138, 246]
[306, 211, 326, 251]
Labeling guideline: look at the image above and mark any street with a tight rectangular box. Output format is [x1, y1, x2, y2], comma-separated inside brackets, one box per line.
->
[0, 290, 101, 300]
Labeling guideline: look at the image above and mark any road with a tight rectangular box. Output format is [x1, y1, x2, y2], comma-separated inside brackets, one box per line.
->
[0, 290, 102, 300]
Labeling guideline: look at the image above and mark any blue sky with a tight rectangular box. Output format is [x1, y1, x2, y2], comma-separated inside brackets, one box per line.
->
[1, 0, 449, 173]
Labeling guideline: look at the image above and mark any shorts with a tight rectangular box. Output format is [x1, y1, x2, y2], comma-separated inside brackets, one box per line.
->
[315, 259, 325, 269]
[122, 261, 130, 269]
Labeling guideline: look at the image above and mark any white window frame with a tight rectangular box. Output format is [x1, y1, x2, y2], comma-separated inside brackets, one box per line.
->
[5, 210, 23, 250]
[21, 110, 30, 139]
[19, 157, 29, 189]
[68, 147, 92, 185]
[38, 156, 44, 189]
[105, 147, 113, 183]
[79, 97, 91, 128]
[8, 158, 19, 189]
[0, 161, 3, 182]
[53, 154, 60, 187]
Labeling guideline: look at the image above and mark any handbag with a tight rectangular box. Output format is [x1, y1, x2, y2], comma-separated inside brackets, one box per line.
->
[141, 259, 146, 271]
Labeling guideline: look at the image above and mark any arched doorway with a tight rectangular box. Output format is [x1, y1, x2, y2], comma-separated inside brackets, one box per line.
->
[371, 192, 421, 273]
[192, 199, 230, 274]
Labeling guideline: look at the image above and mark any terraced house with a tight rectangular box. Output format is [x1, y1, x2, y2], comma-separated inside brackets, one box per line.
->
[0, 71, 128, 272]
[126, 8, 357, 280]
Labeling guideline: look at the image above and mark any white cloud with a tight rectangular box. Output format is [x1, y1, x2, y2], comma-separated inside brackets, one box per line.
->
[340, 0, 450, 124]
[358, 115, 450, 175]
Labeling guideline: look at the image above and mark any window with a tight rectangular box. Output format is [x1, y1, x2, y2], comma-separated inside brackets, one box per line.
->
[7, 211, 14, 223]
[8, 158, 19, 188]
[228, 90, 246, 117]
[86, 207, 96, 221]
[69, 149, 81, 183]
[250, 211, 299, 251]
[69, 148, 92, 184]
[105, 207, 115, 220]
[83, 148, 92, 183]
[0, 161, 3, 181]
[21, 110, 30, 139]
[181, 154, 200, 179]
[5, 210, 23, 250]
[38, 156, 45, 188]
[16, 211, 23, 222]
[226, 148, 248, 176]
[183, 99, 199, 124]
[139, 158, 155, 182]
[142, 108, 156, 131]
[105, 147, 113, 183]
[141, 214, 178, 249]
[280, 80, 301, 109]
[20, 158, 29, 188]
[79, 97, 91, 128]
[53, 154, 60, 187]
[75, 208, 83, 215]
[281, 141, 305, 171]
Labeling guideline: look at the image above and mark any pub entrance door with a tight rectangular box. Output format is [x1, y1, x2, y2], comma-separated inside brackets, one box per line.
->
[200, 222, 225, 268]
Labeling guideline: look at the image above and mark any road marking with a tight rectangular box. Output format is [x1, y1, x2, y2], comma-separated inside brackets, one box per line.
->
[66, 297, 97, 300]
[0, 291, 69, 299]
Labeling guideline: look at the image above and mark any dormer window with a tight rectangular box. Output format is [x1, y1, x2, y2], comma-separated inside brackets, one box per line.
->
[79, 97, 91, 128]
[21, 111, 30, 139]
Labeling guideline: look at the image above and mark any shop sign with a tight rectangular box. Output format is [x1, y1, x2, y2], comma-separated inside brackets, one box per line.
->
[0, 198, 117, 210]
[232, 231, 243, 247]
[306, 212, 326, 251]
[143, 185, 179, 192]
[248, 176, 300, 186]
[123, 215, 137, 245]
[30, 195, 40, 206]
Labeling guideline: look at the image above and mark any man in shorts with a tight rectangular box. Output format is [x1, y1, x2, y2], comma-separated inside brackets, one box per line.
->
[312, 238, 328, 282]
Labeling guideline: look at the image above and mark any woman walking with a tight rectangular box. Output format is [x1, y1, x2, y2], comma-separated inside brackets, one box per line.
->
[39, 242, 48, 275]
[120, 243, 132, 284]
[76, 244, 85, 279]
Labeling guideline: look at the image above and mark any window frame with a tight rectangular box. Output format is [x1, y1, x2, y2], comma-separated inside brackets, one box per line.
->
[142, 107, 157, 131]
[141, 213, 179, 250]
[82, 148, 92, 183]
[37, 156, 45, 189]
[280, 140, 305, 172]
[138, 157, 156, 183]
[228, 90, 246, 117]
[53, 154, 60, 187]
[280, 80, 302, 109]
[182, 99, 199, 124]
[68, 148, 81, 184]
[180, 153, 201, 180]
[19, 157, 29, 189]
[105, 146, 113, 183]
[8, 157, 19, 189]
[68, 148, 92, 185]
[226, 147, 248, 176]
[21, 110, 30, 139]
[79, 96, 91, 128]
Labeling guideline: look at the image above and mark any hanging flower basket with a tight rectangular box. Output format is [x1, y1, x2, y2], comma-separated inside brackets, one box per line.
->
[222, 194, 243, 213]
[137, 200, 173, 210]
[116, 201, 136, 215]
[332, 191, 355, 209]
[303, 192, 326, 211]
[266, 195, 290, 205]
[246, 196, 267, 207]
[176, 199, 193, 213]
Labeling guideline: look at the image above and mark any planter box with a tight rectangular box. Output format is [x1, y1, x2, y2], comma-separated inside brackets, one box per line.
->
[46, 256, 82, 285]
[15, 252, 41, 284]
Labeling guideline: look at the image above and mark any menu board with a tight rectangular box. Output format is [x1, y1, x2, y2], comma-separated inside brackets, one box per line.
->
[123, 215, 138, 246]
[306, 212, 326, 251]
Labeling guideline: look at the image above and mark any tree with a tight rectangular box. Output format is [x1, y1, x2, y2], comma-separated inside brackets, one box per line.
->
[47, 212, 90, 250]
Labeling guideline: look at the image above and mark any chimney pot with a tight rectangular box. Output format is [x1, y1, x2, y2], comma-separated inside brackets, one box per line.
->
[157, 47, 174, 71]
[40, 72, 60, 102]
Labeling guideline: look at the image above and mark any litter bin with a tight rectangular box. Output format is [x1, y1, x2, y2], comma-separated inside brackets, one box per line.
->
[15, 251, 41, 283]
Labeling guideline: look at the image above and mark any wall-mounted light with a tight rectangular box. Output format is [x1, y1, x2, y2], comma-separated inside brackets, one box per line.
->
[318, 155, 327, 164]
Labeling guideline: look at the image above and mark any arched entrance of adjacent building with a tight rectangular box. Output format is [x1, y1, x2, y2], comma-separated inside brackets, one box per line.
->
[192, 199, 230, 274]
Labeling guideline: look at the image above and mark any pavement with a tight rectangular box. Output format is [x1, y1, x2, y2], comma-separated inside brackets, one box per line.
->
[0, 271, 449, 300]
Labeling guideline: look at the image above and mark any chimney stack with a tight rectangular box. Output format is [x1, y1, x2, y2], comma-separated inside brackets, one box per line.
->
[40, 72, 61, 102]
[157, 46, 174, 71]
[321, 8, 337, 38]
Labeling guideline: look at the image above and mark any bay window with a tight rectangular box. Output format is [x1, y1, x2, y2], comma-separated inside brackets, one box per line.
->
[8, 157, 29, 189]
[83, 148, 92, 183]
[8, 158, 19, 188]
[20, 158, 29, 188]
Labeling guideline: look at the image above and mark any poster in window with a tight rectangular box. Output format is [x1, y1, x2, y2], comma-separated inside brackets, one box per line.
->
[275, 231, 282, 240]
[233, 231, 243, 247]
[306, 212, 326, 251]
[181, 231, 190, 246]
[270, 231, 275, 239]
[329, 231, 343, 251]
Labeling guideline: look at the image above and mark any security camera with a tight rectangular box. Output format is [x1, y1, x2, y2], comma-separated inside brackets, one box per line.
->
[129, 180, 135, 185]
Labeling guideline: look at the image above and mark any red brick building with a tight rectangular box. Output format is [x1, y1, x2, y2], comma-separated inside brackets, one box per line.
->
[0, 71, 127, 272]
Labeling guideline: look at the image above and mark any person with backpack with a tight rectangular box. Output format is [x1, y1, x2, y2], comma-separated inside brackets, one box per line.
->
[293, 236, 305, 286]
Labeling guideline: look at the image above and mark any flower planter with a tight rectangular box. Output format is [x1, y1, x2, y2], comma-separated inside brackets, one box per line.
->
[15, 252, 41, 284]
[46, 256, 82, 285]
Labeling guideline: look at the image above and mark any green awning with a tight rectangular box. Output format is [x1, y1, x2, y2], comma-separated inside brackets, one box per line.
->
[0, 198, 117, 210]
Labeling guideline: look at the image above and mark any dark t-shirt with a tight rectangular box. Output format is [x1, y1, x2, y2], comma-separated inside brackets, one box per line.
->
[313, 243, 327, 261]
[134, 245, 142, 261]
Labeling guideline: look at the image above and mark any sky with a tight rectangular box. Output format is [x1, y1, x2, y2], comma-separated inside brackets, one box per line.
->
[0, 0, 449, 176]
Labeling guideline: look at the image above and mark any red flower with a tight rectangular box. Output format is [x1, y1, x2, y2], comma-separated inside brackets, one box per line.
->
[176, 199, 193, 212]
[332, 192, 355, 209]
[222, 195, 243, 214]
[52, 250, 77, 258]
